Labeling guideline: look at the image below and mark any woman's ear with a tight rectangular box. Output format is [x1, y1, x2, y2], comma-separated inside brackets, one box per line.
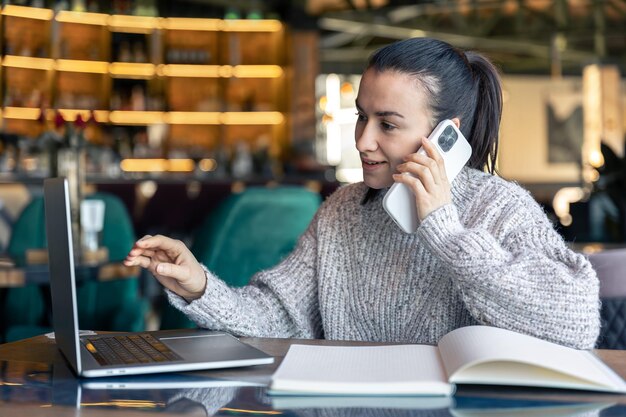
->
[451, 118, 461, 129]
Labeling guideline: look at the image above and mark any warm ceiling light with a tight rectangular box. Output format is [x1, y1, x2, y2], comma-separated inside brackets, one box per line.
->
[221, 19, 282, 32]
[52, 109, 109, 123]
[109, 111, 164, 125]
[552, 187, 585, 226]
[56, 59, 108, 73]
[2, 5, 53, 20]
[167, 159, 195, 172]
[165, 112, 221, 124]
[2, 107, 41, 120]
[109, 63, 156, 78]
[218, 65, 233, 77]
[107, 15, 162, 33]
[160, 64, 221, 78]
[588, 149, 605, 168]
[56, 10, 108, 25]
[162, 17, 221, 31]
[121, 159, 167, 172]
[120, 158, 195, 172]
[2, 55, 54, 71]
[198, 158, 216, 171]
[221, 112, 284, 125]
[232, 65, 283, 78]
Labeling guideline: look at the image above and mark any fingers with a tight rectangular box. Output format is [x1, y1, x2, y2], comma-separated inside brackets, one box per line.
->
[419, 137, 448, 183]
[396, 145, 437, 193]
[127, 247, 156, 258]
[154, 262, 190, 282]
[399, 138, 449, 186]
[135, 234, 186, 255]
[124, 254, 155, 270]
[123, 254, 188, 283]
[393, 136, 453, 221]
[154, 262, 207, 299]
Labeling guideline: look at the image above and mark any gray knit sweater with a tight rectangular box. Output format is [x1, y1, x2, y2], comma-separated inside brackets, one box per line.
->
[168, 167, 600, 349]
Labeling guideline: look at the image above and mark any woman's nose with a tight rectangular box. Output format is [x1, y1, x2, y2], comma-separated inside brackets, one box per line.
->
[355, 123, 377, 153]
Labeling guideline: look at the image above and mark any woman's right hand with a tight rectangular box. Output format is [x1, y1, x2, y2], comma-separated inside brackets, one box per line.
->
[124, 235, 207, 302]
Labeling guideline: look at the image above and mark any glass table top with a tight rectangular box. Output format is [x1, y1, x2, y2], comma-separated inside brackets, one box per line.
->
[0, 359, 622, 417]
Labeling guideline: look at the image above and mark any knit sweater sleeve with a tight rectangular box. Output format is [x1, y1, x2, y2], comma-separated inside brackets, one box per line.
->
[416, 181, 600, 350]
[166, 209, 323, 339]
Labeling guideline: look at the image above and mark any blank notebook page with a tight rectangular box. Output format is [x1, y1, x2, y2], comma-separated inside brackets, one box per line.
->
[271, 344, 449, 394]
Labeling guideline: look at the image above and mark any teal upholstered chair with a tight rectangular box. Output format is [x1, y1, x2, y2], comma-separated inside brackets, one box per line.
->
[3, 192, 146, 342]
[4, 197, 47, 342]
[159, 185, 321, 330]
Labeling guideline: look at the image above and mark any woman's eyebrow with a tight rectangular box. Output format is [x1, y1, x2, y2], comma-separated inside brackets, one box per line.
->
[355, 101, 404, 119]
[376, 111, 404, 119]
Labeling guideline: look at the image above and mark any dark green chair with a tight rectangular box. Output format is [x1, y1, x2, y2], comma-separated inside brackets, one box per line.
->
[3, 192, 146, 342]
[4, 197, 47, 342]
[159, 185, 321, 330]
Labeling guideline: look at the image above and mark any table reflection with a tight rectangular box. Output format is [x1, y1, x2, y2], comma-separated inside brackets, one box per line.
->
[0, 359, 619, 417]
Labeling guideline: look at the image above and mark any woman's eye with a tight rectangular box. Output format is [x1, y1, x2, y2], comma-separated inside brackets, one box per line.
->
[381, 122, 395, 131]
[355, 112, 366, 122]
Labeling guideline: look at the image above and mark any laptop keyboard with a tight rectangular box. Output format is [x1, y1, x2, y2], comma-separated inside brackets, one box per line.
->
[84, 334, 183, 366]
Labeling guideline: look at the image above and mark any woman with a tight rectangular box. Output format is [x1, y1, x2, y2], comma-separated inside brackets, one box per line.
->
[125, 38, 600, 349]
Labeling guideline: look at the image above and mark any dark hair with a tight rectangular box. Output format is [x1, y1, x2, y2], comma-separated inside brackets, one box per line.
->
[367, 37, 503, 174]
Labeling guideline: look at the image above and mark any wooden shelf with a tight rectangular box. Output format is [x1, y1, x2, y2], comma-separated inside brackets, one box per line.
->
[55, 10, 108, 26]
[0, 107, 285, 126]
[1, 5, 53, 20]
[0, 5, 292, 151]
[109, 62, 156, 78]
[55, 59, 109, 74]
[1, 55, 54, 71]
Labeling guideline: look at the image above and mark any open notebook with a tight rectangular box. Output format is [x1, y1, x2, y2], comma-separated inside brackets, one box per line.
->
[270, 325, 626, 396]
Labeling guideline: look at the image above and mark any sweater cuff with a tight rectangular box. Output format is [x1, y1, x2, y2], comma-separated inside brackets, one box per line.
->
[165, 264, 229, 321]
[416, 203, 464, 262]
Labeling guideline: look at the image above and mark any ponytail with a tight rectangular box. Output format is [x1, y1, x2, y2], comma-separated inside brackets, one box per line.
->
[465, 51, 503, 174]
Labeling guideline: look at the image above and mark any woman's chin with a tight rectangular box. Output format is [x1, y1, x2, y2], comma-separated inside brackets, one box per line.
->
[363, 175, 393, 189]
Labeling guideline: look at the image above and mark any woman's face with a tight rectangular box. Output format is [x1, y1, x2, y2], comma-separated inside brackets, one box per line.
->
[355, 68, 433, 189]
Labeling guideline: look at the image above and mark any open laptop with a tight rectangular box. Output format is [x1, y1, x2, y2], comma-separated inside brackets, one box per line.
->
[43, 177, 274, 378]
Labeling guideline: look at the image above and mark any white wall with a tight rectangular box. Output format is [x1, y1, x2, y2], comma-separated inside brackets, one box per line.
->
[499, 75, 626, 183]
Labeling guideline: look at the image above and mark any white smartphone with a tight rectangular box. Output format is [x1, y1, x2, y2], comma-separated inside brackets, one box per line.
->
[382, 119, 472, 234]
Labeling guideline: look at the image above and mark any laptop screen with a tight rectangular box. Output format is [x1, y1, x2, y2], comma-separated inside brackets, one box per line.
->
[43, 177, 83, 374]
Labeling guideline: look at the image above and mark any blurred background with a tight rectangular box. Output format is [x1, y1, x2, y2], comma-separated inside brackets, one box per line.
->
[0, 0, 624, 339]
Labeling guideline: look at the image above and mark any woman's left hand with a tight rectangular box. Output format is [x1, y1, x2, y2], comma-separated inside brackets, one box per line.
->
[393, 136, 452, 221]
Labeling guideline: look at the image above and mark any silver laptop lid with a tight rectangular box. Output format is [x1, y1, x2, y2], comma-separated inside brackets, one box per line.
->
[44, 177, 83, 375]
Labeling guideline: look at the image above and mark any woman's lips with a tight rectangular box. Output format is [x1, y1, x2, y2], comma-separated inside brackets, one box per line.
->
[361, 159, 387, 171]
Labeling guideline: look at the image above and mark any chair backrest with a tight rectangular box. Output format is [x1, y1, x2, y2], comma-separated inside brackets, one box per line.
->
[191, 186, 321, 287]
[588, 248, 626, 349]
[7, 196, 47, 264]
[588, 248, 626, 299]
[4, 196, 48, 335]
[4, 191, 143, 336]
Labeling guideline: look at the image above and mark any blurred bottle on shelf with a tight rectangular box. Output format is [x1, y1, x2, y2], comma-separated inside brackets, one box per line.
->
[132, 42, 147, 63]
[213, 145, 230, 177]
[224, 7, 240, 19]
[112, 0, 132, 15]
[37, 110, 65, 177]
[231, 141, 253, 179]
[87, 0, 99, 12]
[252, 134, 274, 177]
[118, 41, 132, 62]
[130, 85, 146, 111]
[71, 0, 86, 12]
[133, 0, 158, 17]
[54, 0, 70, 12]
[0, 139, 18, 174]
[166, 47, 211, 65]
